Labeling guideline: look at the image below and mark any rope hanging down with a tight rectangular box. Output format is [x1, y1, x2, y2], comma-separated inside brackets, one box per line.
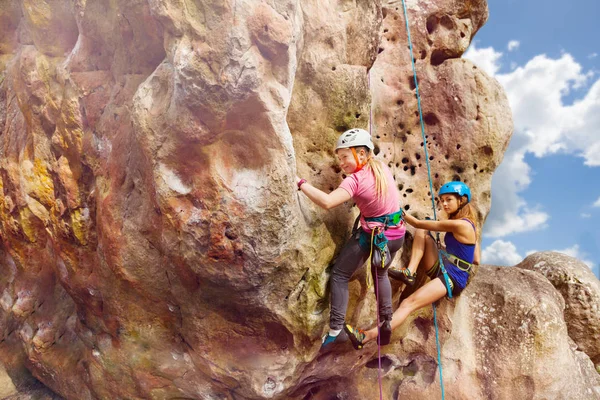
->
[400, 0, 450, 399]
[367, 68, 384, 400]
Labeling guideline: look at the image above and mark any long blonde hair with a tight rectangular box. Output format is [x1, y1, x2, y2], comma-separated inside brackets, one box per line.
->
[358, 146, 388, 199]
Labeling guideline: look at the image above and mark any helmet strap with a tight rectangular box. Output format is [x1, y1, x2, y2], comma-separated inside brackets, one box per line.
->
[449, 196, 468, 218]
[351, 147, 368, 172]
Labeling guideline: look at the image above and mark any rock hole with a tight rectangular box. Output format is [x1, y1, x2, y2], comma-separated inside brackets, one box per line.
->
[481, 145, 493, 156]
[402, 157, 409, 164]
[366, 356, 394, 371]
[430, 50, 449, 66]
[398, 122, 405, 129]
[434, 173, 439, 178]
[378, 47, 384, 54]
[479, 169, 484, 173]
[445, 154, 449, 160]
[403, 166, 409, 171]
[384, 28, 389, 33]
[426, 16, 438, 34]
[406, 188, 413, 193]
[456, 144, 461, 150]
[395, 162, 400, 168]
[420, 49, 427, 59]
[415, 153, 421, 160]
[460, 31, 466, 38]
[452, 174, 461, 181]
[355, 113, 361, 119]
[408, 77, 416, 90]
[429, 156, 434, 161]
[423, 113, 440, 126]
[440, 15, 455, 29]
[374, 145, 380, 155]
[332, 66, 336, 71]
[404, 204, 410, 211]
[397, 100, 404, 106]
[401, 135, 408, 143]
[398, 183, 404, 191]
[473, 163, 478, 170]
[410, 166, 416, 176]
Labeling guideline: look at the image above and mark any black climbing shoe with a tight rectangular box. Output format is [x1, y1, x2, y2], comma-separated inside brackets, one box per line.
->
[344, 323, 366, 350]
[378, 319, 392, 346]
[388, 268, 416, 286]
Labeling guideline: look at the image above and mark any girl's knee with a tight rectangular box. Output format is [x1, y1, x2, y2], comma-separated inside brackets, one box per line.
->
[399, 295, 417, 311]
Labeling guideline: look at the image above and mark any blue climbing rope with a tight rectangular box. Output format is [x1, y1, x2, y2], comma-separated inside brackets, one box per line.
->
[400, 1, 450, 399]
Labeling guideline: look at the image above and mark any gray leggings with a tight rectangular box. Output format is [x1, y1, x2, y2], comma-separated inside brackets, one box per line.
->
[329, 232, 404, 330]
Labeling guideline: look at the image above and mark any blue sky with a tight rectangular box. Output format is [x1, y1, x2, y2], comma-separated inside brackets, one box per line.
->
[462, 0, 600, 278]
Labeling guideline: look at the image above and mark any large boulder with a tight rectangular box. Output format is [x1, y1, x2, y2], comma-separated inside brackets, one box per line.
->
[2, 0, 597, 399]
[517, 252, 600, 367]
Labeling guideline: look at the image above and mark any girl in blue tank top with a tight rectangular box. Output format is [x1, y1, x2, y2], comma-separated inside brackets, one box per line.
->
[345, 181, 481, 349]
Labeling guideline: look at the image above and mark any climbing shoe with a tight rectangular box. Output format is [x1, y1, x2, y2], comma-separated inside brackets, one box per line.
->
[320, 329, 348, 351]
[378, 319, 392, 346]
[388, 268, 416, 286]
[344, 323, 366, 350]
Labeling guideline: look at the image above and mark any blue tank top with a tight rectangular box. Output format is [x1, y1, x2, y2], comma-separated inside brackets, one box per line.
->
[444, 219, 476, 263]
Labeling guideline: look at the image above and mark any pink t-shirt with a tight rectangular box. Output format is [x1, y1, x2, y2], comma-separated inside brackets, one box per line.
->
[339, 163, 406, 240]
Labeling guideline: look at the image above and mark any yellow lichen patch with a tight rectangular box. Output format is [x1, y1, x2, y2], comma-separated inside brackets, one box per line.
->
[71, 208, 89, 246]
[19, 208, 38, 243]
[24, 158, 55, 207]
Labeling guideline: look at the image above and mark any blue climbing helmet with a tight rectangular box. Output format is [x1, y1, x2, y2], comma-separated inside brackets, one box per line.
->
[438, 181, 471, 202]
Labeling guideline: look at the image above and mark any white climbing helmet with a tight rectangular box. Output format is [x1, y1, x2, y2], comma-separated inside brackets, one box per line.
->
[335, 128, 374, 151]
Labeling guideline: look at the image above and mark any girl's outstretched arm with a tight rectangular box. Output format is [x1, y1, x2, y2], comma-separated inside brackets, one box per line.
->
[403, 212, 474, 241]
[296, 177, 351, 210]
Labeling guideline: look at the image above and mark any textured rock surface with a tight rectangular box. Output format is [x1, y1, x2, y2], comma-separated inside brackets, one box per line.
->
[517, 252, 600, 366]
[0, 0, 598, 399]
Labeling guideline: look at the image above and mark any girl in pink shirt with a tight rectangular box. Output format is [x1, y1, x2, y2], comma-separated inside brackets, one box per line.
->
[296, 128, 405, 349]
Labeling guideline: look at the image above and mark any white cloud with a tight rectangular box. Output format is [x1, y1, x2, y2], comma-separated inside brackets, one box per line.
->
[463, 43, 502, 76]
[589, 53, 598, 59]
[507, 40, 520, 51]
[463, 45, 600, 238]
[594, 197, 600, 207]
[581, 213, 591, 218]
[482, 240, 523, 266]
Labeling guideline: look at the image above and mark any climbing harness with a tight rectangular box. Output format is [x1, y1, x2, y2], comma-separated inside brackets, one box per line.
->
[400, 0, 451, 398]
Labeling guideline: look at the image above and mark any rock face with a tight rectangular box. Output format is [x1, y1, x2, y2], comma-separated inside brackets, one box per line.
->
[517, 252, 600, 367]
[0, 0, 598, 399]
